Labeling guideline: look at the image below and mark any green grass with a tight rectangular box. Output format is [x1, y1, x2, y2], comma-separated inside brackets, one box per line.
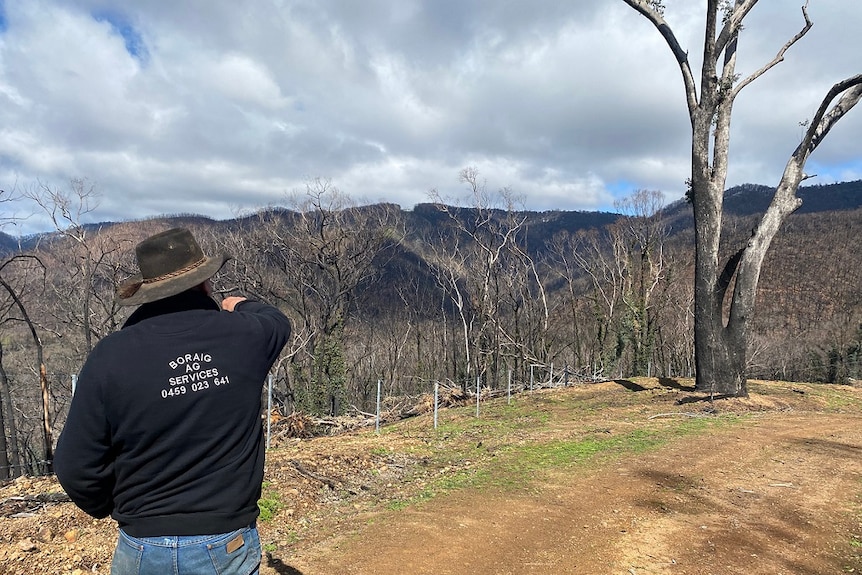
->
[384, 408, 732, 510]
[818, 387, 862, 411]
[749, 380, 862, 412]
[432, 406, 548, 437]
[258, 482, 282, 522]
[478, 417, 722, 490]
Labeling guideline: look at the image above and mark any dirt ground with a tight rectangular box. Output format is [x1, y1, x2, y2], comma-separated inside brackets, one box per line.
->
[1, 379, 861, 575]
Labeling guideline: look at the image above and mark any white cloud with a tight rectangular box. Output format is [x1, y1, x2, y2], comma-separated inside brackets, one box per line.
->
[0, 0, 859, 235]
[207, 54, 288, 110]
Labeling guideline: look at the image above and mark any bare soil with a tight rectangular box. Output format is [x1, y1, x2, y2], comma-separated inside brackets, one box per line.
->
[2, 379, 861, 575]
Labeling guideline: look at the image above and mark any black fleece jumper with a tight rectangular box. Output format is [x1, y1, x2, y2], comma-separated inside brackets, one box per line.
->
[54, 291, 291, 537]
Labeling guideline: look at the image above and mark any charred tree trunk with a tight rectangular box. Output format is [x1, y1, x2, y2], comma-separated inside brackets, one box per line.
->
[0, 269, 52, 471]
[0, 342, 12, 479]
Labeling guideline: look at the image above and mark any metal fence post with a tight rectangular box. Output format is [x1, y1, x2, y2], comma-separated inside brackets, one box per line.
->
[375, 378, 382, 434]
[266, 374, 272, 449]
[433, 381, 439, 430]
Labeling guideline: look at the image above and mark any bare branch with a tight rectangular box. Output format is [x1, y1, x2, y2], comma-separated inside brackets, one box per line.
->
[714, 0, 759, 66]
[731, 2, 812, 98]
[797, 75, 862, 158]
[621, 0, 699, 114]
[0, 180, 25, 231]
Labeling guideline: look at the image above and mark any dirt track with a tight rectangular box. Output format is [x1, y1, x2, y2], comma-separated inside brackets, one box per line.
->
[2, 380, 861, 575]
[277, 412, 862, 575]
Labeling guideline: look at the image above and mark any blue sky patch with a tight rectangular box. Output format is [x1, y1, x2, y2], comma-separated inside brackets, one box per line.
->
[93, 9, 148, 63]
[0, 0, 7, 34]
[606, 179, 639, 198]
[806, 158, 862, 183]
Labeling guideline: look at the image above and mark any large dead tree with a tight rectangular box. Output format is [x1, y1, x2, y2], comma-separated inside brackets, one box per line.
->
[0, 256, 51, 473]
[238, 180, 404, 416]
[623, 0, 862, 396]
[427, 168, 540, 389]
[27, 179, 132, 355]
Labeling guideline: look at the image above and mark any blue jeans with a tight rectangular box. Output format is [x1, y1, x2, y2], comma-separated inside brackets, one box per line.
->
[111, 524, 261, 575]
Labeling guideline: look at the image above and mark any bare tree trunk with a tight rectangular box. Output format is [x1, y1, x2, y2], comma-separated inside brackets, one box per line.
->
[0, 342, 14, 479]
[0, 265, 52, 471]
[39, 362, 52, 471]
[623, 1, 861, 396]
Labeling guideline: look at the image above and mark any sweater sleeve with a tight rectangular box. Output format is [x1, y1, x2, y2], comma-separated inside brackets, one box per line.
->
[233, 300, 292, 360]
[54, 352, 116, 519]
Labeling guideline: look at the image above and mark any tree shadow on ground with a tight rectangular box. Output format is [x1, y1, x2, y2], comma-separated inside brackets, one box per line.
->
[266, 552, 305, 575]
[790, 436, 862, 455]
[675, 393, 737, 405]
[615, 379, 649, 392]
[657, 377, 696, 391]
[614, 378, 699, 393]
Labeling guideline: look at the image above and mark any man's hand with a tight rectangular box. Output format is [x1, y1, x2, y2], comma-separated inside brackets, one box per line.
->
[221, 296, 248, 312]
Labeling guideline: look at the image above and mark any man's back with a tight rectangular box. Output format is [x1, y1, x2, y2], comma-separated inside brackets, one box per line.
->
[54, 227, 292, 574]
[55, 291, 292, 537]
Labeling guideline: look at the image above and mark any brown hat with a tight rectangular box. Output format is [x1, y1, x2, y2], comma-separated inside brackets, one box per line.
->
[116, 228, 230, 306]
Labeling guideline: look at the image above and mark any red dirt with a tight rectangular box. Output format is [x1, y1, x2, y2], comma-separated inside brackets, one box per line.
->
[2, 379, 861, 575]
[283, 413, 862, 575]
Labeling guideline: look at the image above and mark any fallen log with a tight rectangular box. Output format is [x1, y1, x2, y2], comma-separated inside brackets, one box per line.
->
[0, 493, 71, 517]
[289, 459, 338, 490]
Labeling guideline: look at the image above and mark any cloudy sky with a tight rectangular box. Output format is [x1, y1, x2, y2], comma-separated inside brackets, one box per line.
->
[1, 0, 860, 234]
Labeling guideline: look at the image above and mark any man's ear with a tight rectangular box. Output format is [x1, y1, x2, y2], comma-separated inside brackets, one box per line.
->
[192, 280, 213, 296]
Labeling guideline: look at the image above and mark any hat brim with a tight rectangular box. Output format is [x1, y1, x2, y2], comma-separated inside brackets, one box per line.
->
[116, 254, 230, 306]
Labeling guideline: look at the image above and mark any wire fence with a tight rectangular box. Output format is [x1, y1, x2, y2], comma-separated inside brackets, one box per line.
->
[5, 352, 859, 478]
[0, 362, 607, 478]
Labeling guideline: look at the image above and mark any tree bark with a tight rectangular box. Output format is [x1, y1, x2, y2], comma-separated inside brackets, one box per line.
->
[0, 342, 12, 479]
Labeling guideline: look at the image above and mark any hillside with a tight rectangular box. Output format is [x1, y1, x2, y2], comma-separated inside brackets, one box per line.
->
[3, 180, 861, 258]
[0, 179, 859, 475]
[659, 179, 862, 233]
[2, 378, 861, 574]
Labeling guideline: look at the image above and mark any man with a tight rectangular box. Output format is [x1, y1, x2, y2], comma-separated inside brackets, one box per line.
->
[54, 227, 291, 575]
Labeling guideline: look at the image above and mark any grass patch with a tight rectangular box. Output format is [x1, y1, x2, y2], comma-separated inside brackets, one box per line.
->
[482, 423, 708, 491]
[258, 482, 282, 522]
[386, 413, 731, 510]
[433, 403, 552, 439]
[818, 387, 862, 411]
[749, 380, 862, 412]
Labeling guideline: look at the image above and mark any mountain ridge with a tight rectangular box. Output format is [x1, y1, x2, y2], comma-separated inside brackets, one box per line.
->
[2, 180, 860, 257]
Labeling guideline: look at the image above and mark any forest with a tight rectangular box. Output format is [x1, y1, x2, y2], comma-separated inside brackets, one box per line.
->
[0, 176, 861, 478]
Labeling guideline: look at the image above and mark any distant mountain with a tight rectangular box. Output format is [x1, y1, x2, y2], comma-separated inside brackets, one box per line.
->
[721, 180, 862, 215]
[406, 203, 620, 257]
[0, 214, 223, 259]
[2, 180, 859, 260]
[0, 231, 18, 255]
[661, 179, 862, 232]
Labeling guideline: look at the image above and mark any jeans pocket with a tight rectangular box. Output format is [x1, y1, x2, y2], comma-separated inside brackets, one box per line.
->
[206, 527, 261, 575]
[111, 533, 144, 575]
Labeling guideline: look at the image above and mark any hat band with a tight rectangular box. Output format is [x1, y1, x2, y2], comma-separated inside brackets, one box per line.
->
[143, 256, 207, 284]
